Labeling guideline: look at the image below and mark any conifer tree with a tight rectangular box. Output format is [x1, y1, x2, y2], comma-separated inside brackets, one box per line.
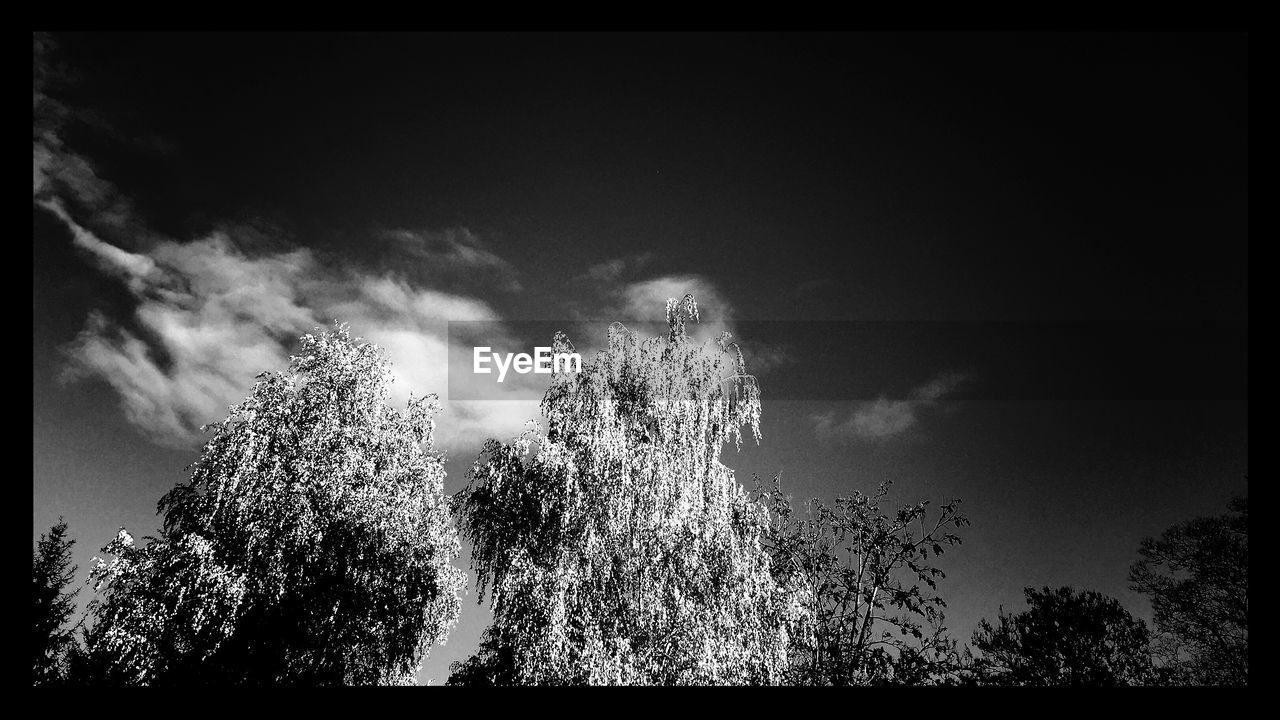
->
[33, 519, 79, 685]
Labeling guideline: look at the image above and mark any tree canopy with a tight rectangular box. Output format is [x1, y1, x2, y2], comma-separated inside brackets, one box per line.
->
[450, 296, 810, 685]
[36, 313, 1244, 688]
[753, 474, 968, 685]
[80, 325, 465, 685]
[33, 518, 79, 686]
[1130, 494, 1248, 686]
[969, 586, 1155, 686]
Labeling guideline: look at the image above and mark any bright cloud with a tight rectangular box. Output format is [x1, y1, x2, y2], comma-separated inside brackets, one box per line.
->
[573, 262, 797, 379]
[50, 216, 540, 450]
[35, 60, 538, 452]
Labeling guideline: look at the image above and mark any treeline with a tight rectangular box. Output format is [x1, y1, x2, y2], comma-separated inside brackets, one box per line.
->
[32, 297, 1247, 686]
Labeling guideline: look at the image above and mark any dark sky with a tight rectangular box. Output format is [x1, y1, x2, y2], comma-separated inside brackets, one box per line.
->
[33, 32, 1248, 684]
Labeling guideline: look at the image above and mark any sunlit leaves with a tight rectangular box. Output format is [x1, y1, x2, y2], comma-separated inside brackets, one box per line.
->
[451, 296, 804, 685]
[82, 324, 464, 685]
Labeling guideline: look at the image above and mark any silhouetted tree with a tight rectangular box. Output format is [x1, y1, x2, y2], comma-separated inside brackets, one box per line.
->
[1130, 494, 1247, 686]
[450, 296, 809, 685]
[753, 474, 968, 685]
[33, 518, 79, 685]
[81, 325, 465, 685]
[969, 586, 1155, 686]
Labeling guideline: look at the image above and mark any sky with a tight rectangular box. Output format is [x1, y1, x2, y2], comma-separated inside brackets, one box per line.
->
[32, 32, 1248, 684]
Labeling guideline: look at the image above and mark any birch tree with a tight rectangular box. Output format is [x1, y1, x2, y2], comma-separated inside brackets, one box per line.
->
[81, 325, 464, 685]
[450, 295, 810, 685]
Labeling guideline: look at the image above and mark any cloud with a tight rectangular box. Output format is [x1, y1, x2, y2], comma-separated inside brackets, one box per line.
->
[911, 372, 968, 403]
[559, 269, 741, 368]
[49, 215, 539, 450]
[35, 36, 144, 247]
[573, 251, 730, 326]
[813, 371, 969, 444]
[34, 36, 543, 453]
[575, 259, 798, 377]
[619, 274, 732, 323]
[379, 228, 523, 293]
[579, 252, 654, 285]
[50, 212, 546, 450]
[37, 198, 156, 290]
[742, 342, 796, 377]
[567, 261, 801, 384]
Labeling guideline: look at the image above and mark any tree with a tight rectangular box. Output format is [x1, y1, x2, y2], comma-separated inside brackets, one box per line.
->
[33, 518, 79, 685]
[752, 474, 968, 685]
[969, 586, 1155, 686]
[449, 295, 809, 685]
[81, 324, 465, 685]
[1129, 494, 1247, 686]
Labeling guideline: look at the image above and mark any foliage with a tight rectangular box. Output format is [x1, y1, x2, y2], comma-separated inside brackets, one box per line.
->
[969, 586, 1155, 686]
[1129, 494, 1247, 686]
[752, 474, 968, 685]
[33, 518, 79, 686]
[442, 634, 516, 687]
[80, 325, 465, 685]
[449, 295, 809, 685]
[78, 528, 248, 685]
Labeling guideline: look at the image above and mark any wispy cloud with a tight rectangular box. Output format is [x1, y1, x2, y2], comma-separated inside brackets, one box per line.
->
[742, 342, 796, 378]
[812, 371, 970, 444]
[579, 252, 654, 285]
[35, 38, 537, 452]
[378, 228, 523, 293]
[50, 216, 536, 449]
[36, 198, 156, 289]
